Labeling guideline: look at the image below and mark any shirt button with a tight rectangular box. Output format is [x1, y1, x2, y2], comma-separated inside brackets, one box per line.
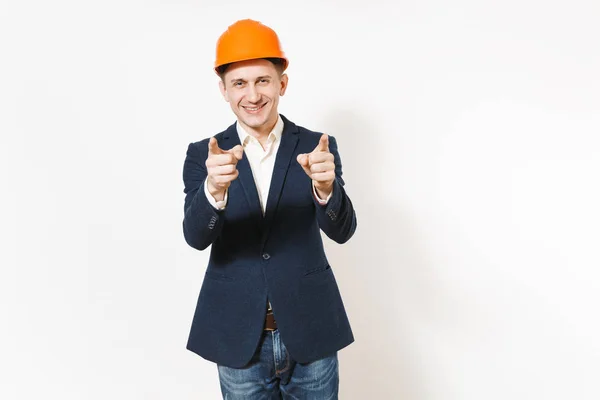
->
[262, 253, 271, 260]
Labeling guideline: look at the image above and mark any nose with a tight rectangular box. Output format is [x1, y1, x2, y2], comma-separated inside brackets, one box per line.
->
[246, 84, 260, 103]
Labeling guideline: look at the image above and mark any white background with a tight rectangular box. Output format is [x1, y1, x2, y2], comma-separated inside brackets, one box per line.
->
[2, 0, 599, 399]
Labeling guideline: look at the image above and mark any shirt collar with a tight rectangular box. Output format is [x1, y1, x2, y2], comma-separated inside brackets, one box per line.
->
[236, 115, 284, 146]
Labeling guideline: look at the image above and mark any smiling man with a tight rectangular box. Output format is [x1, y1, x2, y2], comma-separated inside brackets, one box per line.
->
[182, 19, 357, 399]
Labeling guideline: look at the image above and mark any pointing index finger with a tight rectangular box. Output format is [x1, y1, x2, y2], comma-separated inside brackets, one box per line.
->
[315, 134, 329, 152]
[208, 137, 222, 155]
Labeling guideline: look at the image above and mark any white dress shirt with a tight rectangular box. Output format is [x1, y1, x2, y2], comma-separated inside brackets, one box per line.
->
[205, 115, 331, 211]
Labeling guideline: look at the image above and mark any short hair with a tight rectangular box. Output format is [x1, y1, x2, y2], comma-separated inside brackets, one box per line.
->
[218, 57, 286, 81]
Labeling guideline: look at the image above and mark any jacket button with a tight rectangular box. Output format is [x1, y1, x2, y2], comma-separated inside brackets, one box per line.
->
[262, 253, 271, 260]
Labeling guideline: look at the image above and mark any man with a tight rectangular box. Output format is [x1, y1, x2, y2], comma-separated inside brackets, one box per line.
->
[182, 19, 357, 399]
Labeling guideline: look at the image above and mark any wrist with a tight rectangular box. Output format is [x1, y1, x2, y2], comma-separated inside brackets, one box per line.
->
[314, 182, 333, 199]
[207, 181, 226, 202]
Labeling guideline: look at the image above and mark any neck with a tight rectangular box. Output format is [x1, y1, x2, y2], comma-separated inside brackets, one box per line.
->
[240, 115, 279, 142]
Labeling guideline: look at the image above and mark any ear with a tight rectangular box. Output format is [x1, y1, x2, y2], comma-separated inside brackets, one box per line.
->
[279, 73, 289, 96]
[219, 80, 230, 102]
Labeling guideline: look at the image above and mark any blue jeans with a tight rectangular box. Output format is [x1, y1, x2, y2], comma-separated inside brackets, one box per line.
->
[217, 329, 339, 399]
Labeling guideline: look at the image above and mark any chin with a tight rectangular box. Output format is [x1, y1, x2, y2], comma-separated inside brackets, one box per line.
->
[241, 117, 265, 128]
[242, 112, 273, 128]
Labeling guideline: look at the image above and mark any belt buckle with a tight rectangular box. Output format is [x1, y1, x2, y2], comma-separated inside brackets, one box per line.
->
[264, 310, 277, 331]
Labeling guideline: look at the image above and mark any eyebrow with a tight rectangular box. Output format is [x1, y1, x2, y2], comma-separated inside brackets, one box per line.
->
[229, 75, 273, 84]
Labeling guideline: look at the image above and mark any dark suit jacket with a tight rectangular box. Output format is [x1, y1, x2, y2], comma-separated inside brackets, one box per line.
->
[182, 114, 357, 368]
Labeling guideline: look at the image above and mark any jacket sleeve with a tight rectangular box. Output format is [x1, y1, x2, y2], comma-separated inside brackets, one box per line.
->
[182, 141, 224, 250]
[313, 136, 357, 244]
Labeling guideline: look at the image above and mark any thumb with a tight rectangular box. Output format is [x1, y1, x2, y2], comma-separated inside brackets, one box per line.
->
[314, 134, 329, 152]
[228, 145, 244, 161]
[208, 137, 223, 155]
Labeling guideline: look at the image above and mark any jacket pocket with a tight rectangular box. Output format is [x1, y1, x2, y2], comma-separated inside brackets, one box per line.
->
[303, 264, 331, 277]
[204, 270, 234, 282]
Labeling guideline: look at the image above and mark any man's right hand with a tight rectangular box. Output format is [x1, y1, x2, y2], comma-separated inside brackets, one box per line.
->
[205, 137, 244, 202]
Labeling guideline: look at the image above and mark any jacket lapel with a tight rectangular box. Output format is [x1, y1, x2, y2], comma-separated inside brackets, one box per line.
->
[262, 115, 299, 237]
[220, 123, 263, 225]
[221, 115, 300, 236]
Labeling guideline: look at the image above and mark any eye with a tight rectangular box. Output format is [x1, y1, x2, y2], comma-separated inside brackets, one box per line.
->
[259, 79, 270, 84]
[233, 81, 244, 87]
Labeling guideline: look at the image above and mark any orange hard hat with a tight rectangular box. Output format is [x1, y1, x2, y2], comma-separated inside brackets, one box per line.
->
[214, 19, 288, 75]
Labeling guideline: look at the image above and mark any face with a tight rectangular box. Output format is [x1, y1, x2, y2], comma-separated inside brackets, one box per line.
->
[219, 59, 288, 136]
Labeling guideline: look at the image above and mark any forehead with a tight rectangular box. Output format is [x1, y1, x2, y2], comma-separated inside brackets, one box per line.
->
[224, 59, 278, 81]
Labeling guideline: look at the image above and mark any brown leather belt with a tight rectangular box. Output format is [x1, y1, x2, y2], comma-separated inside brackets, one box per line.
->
[264, 310, 277, 331]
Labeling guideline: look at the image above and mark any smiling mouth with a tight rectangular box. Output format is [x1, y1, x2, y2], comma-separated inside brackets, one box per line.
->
[242, 102, 267, 113]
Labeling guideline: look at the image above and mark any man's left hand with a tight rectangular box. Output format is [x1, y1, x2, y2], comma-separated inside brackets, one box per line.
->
[297, 134, 335, 199]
